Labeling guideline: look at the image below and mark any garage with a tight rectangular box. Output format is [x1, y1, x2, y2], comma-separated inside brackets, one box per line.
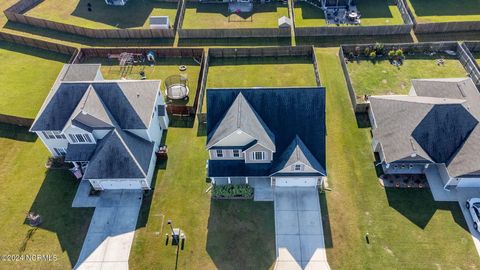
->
[98, 180, 142, 190]
[275, 177, 317, 187]
[457, 178, 480, 188]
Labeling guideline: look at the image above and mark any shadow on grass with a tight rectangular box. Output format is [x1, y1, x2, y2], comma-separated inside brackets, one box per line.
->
[296, 2, 325, 20]
[209, 55, 313, 66]
[26, 169, 94, 267]
[319, 191, 333, 248]
[0, 123, 37, 142]
[178, 37, 292, 47]
[206, 200, 276, 270]
[3, 21, 175, 47]
[416, 31, 480, 43]
[0, 39, 70, 61]
[297, 34, 413, 47]
[168, 115, 195, 128]
[71, 0, 178, 29]
[355, 0, 397, 19]
[355, 112, 371, 129]
[408, 0, 480, 17]
[385, 188, 469, 231]
[189, 2, 280, 18]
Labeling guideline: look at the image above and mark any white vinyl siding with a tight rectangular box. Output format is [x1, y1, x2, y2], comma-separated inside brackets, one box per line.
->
[42, 131, 66, 140]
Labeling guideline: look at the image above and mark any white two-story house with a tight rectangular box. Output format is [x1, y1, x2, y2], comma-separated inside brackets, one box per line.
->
[30, 64, 169, 190]
[205, 87, 327, 187]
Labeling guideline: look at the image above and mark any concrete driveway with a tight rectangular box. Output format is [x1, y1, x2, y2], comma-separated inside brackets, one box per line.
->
[274, 188, 330, 270]
[74, 190, 143, 270]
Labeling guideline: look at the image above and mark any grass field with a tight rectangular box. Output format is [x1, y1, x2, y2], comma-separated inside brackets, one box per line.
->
[0, 41, 70, 119]
[129, 118, 275, 270]
[0, 124, 93, 269]
[83, 57, 201, 106]
[182, 2, 289, 29]
[203, 56, 317, 112]
[294, 0, 404, 27]
[346, 55, 467, 99]
[407, 0, 480, 23]
[25, 0, 178, 29]
[316, 47, 480, 269]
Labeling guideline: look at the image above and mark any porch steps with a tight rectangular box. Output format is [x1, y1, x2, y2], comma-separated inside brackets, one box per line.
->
[254, 187, 274, 201]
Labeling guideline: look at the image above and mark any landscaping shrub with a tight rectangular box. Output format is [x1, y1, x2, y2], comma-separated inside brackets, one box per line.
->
[212, 184, 253, 199]
[369, 51, 377, 60]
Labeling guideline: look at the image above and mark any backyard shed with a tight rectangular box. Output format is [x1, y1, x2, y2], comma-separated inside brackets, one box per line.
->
[278, 16, 292, 28]
[150, 16, 170, 30]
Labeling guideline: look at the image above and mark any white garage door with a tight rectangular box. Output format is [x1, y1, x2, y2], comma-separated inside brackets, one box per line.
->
[100, 180, 142, 190]
[275, 177, 317, 187]
[457, 178, 480, 188]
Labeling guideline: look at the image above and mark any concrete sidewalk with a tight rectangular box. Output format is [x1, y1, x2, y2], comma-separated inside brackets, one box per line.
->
[274, 188, 330, 270]
[74, 190, 143, 270]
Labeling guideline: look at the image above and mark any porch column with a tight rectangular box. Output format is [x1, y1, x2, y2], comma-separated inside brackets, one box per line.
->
[211, 177, 215, 185]
[245, 177, 249, 185]
[228, 177, 231, 184]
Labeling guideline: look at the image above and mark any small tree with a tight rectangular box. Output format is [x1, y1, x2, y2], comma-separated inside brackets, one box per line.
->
[395, 48, 404, 59]
[373, 42, 385, 54]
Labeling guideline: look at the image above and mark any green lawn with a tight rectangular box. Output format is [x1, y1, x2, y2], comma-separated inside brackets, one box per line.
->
[203, 56, 317, 112]
[0, 123, 93, 269]
[129, 118, 275, 270]
[0, 41, 70, 119]
[25, 0, 178, 29]
[83, 57, 201, 106]
[346, 55, 467, 99]
[182, 2, 289, 29]
[316, 47, 480, 269]
[407, 0, 480, 23]
[294, 0, 404, 27]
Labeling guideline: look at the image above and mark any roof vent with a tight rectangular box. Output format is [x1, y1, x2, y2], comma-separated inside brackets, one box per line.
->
[81, 110, 87, 115]
[136, 92, 140, 98]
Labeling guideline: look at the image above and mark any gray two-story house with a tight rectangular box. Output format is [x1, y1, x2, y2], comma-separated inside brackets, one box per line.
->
[205, 87, 326, 187]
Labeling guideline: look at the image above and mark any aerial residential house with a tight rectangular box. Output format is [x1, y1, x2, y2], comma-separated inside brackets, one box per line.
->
[30, 64, 169, 190]
[205, 87, 326, 187]
[369, 78, 480, 190]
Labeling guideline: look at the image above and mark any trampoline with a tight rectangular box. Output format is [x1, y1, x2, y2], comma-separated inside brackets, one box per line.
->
[165, 75, 189, 100]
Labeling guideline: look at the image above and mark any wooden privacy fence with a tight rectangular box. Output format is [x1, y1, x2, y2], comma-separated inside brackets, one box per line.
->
[178, 28, 291, 39]
[73, 47, 207, 116]
[399, 0, 480, 33]
[461, 42, 480, 85]
[4, 0, 178, 39]
[340, 41, 478, 113]
[292, 0, 413, 37]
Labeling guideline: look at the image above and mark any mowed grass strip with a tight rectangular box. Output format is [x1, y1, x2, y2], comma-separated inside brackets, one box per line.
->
[129, 118, 275, 270]
[294, 0, 403, 27]
[182, 2, 289, 29]
[203, 56, 317, 112]
[316, 47, 480, 269]
[83, 57, 201, 107]
[346, 55, 467, 98]
[0, 123, 93, 270]
[25, 0, 178, 29]
[0, 41, 69, 119]
[407, 0, 480, 23]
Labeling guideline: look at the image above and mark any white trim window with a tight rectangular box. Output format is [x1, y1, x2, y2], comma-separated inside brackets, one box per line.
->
[68, 133, 93, 144]
[252, 151, 266, 161]
[232, 149, 240, 158]
[42, 131, 66, 140]
[54, 147, 67, 156]
[216, 149, 224, 158]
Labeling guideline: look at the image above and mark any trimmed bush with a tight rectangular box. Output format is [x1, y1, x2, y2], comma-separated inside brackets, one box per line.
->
[212, 184, 253, 199]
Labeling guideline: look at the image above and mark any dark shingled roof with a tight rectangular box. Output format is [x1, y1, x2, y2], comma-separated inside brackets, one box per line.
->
[208, 160, 271, 177]
[83, 129, 154, 180]
[207, 93, 275, 151]
[206, 87, 326, 177]
[271, 135, 326, 176]
[65, 143, 97, 162]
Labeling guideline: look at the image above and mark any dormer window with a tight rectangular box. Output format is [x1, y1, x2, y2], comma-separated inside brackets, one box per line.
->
[293, 164, 303, 171]
[69, 133, 93, 144]
[252, 151, 265, 161]
[216, 150, 224, 158]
